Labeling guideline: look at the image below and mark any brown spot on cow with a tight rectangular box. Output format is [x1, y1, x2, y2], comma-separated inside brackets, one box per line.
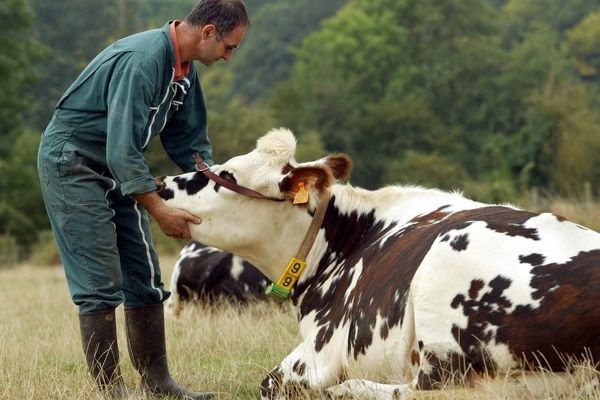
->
[410, 205, 452, 226]
[380, 320, 390, 339]
[411, 350, 420, 366]
[468, 279, 485, 299]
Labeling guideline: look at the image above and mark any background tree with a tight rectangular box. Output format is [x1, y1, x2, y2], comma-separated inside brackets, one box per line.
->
[272, 0, 503, 190]
[3, 0, 600, 264]
[567, 12, 600, 121]
[0, 131, 46, 255]
[26, 0, 145, 131]
[223, 0, 347, 101]
[0, 0, 43, 154]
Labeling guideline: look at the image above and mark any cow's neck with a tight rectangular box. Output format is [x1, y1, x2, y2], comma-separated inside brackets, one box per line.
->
[299, 186, 394, 283]
[238, 201, 315, 283]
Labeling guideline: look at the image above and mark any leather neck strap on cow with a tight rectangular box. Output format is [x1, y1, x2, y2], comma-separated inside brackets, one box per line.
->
[194, 154, 284, 202]
[265, 189, 330, 302]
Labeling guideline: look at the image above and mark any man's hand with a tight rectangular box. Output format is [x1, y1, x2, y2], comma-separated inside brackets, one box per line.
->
[133, 191, 201, 240]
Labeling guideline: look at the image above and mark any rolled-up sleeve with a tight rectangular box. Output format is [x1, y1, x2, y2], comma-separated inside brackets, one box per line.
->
[106, 53, 157, 196]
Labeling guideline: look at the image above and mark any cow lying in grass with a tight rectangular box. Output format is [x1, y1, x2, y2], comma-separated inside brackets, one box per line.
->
[156, 128, 600, 399]
[166, 241, 270, 315]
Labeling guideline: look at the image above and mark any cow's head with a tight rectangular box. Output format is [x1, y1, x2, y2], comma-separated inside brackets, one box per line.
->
[156, 128, 352, 276]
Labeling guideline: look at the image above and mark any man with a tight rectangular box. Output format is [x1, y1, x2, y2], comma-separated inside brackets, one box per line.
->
[36, 1, 249, 398]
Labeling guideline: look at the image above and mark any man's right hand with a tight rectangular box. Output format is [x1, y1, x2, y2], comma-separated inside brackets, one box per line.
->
[153, 206, 201, 240]
[133, 190, 201, 240]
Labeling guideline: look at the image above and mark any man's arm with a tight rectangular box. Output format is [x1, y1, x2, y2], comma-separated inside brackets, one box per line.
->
[133, 191, 201, 240]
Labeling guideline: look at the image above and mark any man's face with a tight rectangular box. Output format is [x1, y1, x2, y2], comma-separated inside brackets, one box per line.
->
[197, 24, 247, 66]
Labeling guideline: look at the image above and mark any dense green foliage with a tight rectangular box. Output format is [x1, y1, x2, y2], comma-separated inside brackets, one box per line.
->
[272, 0, 600, 197]
[0, 0, 43, 151]
[1, 0, 599, 263]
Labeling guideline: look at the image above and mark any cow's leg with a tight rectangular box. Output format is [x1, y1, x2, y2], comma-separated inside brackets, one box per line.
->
[326, 292, 419, 400]
[326, 380, 412, 399]
[260, 339, 343, 400]
[414, 348, 477, 390]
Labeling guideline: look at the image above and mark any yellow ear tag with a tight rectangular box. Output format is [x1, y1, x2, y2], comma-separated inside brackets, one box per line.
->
[293, 182, 310, 204]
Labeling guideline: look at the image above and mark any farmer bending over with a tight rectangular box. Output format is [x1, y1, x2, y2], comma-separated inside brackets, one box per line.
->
[37, 0, 249, 398]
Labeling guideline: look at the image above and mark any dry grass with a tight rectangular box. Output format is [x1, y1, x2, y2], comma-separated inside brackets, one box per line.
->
[0, 256, 300, 400]
[520, 197, 600, 232]
[544, 199, 600, 232]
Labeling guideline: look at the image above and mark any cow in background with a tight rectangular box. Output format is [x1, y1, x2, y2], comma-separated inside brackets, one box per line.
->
[157, 128, 600, 399]
[166, 241, 270, 315]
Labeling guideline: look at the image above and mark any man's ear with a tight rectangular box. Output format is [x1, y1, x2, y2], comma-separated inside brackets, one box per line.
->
[201, 24, 218, 40]
[279, 166, 333, 204]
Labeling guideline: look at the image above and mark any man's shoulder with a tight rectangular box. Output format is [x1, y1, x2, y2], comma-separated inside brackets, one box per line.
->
[103, 27, 172, 77]
[111, 28, 166, 56]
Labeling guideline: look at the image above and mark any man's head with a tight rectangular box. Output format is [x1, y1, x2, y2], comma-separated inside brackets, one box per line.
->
[185, 0, 250, 65]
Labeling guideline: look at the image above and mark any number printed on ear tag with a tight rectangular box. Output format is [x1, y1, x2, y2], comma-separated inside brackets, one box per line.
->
[293, 182, 309, 204]
[276, 257, 307, 289]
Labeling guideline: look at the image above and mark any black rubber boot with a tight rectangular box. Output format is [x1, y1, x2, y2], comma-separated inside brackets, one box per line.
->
[79, 309, 129, 399]
[125, 303, 214, 399]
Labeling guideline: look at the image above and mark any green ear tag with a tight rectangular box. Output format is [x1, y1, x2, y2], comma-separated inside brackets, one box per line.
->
[265, 283, 290, 302]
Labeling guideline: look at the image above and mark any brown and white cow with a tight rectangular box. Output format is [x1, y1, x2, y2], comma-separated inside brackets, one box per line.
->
[166, 241, 270, 315]
[156, 128, 600, 399]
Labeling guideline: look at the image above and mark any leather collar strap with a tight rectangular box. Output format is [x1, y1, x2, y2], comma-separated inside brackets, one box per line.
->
[194, 154, 284, 202]
[265, 189, 330, 302]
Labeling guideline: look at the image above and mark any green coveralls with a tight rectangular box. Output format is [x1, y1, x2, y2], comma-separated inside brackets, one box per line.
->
[37, 22, 213, 314]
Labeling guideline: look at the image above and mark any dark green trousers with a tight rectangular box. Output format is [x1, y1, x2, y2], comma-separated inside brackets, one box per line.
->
[37, 113, 169, 314]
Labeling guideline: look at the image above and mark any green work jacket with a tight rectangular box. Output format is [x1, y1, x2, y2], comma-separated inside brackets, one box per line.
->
[53, 21, 212, 197]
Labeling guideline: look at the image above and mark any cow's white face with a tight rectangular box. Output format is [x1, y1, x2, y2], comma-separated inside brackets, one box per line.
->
[157, 128, 352, 278]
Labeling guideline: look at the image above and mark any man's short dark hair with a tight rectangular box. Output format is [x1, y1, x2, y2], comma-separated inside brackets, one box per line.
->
[185, 0, 250, 34]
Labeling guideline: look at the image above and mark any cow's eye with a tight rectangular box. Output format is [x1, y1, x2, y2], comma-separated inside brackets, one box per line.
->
[219, 171, 237, 184]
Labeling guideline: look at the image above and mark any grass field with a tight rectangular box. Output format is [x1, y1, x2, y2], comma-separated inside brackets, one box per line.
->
[0, 256, 302, 400]
[2, 199, 600, 399]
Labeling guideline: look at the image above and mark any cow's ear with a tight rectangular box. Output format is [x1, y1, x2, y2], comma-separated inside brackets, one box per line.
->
[279, 166, 333, 204]
[324, 153, 352, 182]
